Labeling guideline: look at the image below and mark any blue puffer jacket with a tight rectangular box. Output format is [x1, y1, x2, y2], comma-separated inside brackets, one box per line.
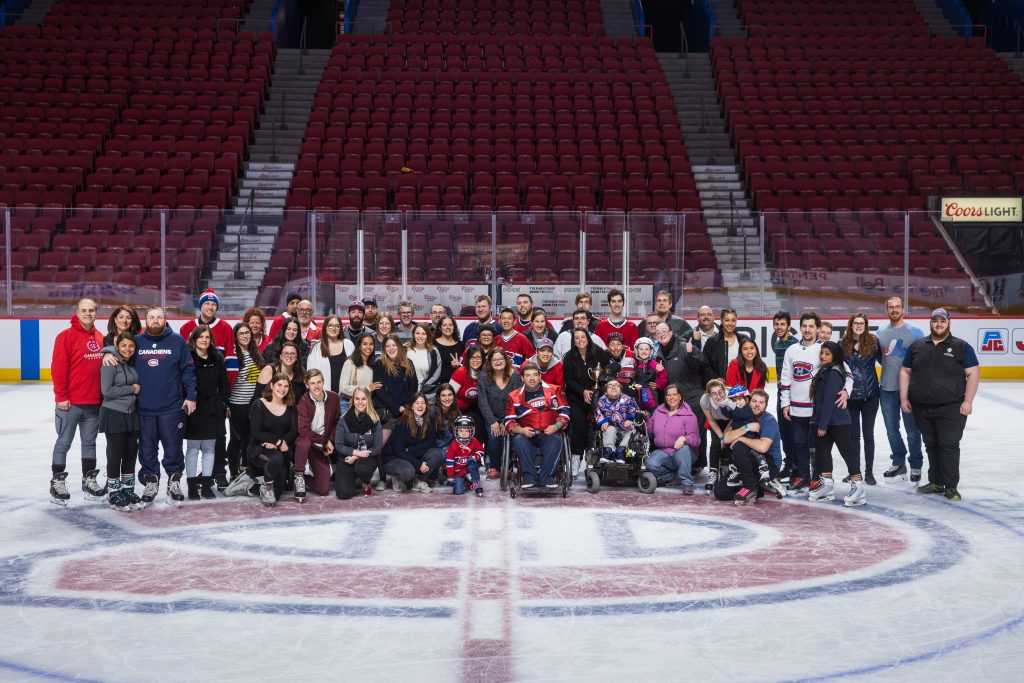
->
[846, 347, 882, 401]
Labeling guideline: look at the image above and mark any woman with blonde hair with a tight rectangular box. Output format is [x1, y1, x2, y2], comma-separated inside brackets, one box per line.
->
[371, 334, 418, 442]
[333, 386, 382, 499]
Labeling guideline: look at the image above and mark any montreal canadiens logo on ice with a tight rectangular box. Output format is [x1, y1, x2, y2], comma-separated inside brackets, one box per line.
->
[2, 500, 965, 619]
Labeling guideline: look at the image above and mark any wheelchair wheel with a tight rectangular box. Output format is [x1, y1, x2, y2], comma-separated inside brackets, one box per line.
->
[585, 470, 601, 494]
[499, 437, 509, 492]
[638, 471, 658, 494]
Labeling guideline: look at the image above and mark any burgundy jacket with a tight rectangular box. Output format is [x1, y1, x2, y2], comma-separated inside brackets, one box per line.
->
[296, 390, 341, 447]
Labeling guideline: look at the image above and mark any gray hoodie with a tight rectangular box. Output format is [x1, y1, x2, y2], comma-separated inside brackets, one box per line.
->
[100, 353, 139, 415]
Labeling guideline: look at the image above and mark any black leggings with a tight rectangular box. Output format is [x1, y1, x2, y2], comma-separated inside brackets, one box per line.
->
[335, 457, 378, 499]
[568, 400, 591, 454]
[708, 419, 730, 472]
[227, 402, 251, 478]
[247, 444, 289, 496]
[814, 424, 860, 477]
[847, 396, 879, 475]
[105, 431, 139, 480]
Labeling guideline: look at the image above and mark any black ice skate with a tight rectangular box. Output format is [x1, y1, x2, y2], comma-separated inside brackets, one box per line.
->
[81, 469, 107, 501]
[139, 475, 160, 508]
[49, 472, 70, 506]
[166, 473, 185, 507]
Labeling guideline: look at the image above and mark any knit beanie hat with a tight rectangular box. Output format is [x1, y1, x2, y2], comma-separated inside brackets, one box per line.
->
[198, 288, 220, 309]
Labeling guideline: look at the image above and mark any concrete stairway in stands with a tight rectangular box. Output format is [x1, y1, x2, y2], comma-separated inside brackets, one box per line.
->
[351, 0, 390, 34]
[1000, 52, 1024, 83]
[911, 0, 958, 37]
[600, 0, 636, 37]
[240, 0, 277, 33]
[204, 48, 331, 315]
[659, 52, 781, 314]
[706, 0, 745, 37]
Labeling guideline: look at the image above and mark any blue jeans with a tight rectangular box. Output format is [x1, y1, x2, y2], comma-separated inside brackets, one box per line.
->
[139, 411, 186, 479]
[485, 431, 505, 471]
[513, 433, 562, 485]
[452, 460, 481, 495]
[879, 390, 922, 469]
[646, 445, 695, 485]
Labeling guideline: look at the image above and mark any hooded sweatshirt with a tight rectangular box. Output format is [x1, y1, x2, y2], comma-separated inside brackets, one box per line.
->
[51, 316, 105, 405]
[131, 324, 197, 415]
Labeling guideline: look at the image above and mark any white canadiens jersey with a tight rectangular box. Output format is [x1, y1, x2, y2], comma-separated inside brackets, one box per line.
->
[779, 340, 853, 418]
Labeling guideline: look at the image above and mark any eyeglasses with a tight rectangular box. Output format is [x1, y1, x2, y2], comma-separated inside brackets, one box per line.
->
[297, 308, 313, 314]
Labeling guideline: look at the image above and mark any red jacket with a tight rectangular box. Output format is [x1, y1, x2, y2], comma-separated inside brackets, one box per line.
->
[179, 316, 237, 380]
[504, 382, 570, 432]
[51, 316, 105, 405]
[725, 358, 767, 391]
[595, 318, 640, 348]
[495, 330, 536, 368]
[296, 390, 341, 447]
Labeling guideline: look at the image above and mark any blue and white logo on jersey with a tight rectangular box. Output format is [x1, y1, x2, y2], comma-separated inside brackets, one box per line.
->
[793, 361, 814, 381]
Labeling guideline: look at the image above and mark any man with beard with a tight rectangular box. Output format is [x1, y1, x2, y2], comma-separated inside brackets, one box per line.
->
[267, 292, 302, 339]
[513, 293, 538, 334]
[343, 300, 369, 343]
[49, 298, 106, 505]
[361, 297, 380, 330]
[717, 389, 784, 504]
[900, 308, 979, 501]
[463, 294, 499, 346]
[296, 299, 321, 342]
[428, 304, 448, 336]
[105, 307, 196, 506]
[877, 296, 925, 482]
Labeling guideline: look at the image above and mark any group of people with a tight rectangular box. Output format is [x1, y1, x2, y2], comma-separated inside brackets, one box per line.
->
[48, 285, 980, 510]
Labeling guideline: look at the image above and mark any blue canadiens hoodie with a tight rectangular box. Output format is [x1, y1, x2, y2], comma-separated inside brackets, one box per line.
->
[133, 325, 197, 415]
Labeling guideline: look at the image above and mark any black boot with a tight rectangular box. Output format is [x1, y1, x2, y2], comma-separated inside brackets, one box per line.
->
[215, 472, 229, 492]
[186, 477, 201, 501]
[200, 477, 217, 499]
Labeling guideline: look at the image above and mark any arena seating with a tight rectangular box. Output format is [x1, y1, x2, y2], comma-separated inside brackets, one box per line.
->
[713, 0, 1018, 294]
[278, 0, 711, 288]
[0, 0, 273, 293]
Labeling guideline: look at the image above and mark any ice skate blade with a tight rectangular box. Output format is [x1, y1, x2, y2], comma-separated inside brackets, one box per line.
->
[844, 499, 867, 507]
[49, 497, 68, 507]
[808, 495, 835, 502]
[884, 476, 908, 482]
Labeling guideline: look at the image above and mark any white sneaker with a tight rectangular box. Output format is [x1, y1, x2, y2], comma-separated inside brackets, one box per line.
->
[845, 479, 867, 507]
[392, 478, 408, 492]
[808, 477, 835, 502]
[413, 479, 431, 493]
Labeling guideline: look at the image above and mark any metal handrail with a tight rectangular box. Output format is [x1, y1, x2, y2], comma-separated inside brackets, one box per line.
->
[298, 16, 308, 74]
[1014, 20, 1024, 56]
[678, 20, 690, 77]
[234, 189, 257, 279]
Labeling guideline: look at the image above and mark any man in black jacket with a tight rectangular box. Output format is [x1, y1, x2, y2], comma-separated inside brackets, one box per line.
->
[899, 308, 979, 501]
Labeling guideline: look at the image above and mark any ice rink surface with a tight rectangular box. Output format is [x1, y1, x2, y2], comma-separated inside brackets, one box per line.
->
[0, 381, 1022, 683]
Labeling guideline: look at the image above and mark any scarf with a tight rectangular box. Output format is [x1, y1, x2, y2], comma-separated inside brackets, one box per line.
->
[344, 408, 374, 435]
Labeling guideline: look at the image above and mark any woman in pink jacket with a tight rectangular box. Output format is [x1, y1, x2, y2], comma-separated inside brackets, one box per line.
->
[645, 383, 701, 495]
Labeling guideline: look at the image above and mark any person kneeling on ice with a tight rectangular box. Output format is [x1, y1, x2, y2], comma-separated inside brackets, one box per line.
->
[446, 416, 484, 496]
[720, 389, 785, 505]
[504, 363, 570, 489]
[595, 380, 638, 463]
[808, 342, 866, 507]
[721, 386, 781, 492]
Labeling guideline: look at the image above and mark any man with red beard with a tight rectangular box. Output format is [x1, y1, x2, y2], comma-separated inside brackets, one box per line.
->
[106, 306, 196, 506]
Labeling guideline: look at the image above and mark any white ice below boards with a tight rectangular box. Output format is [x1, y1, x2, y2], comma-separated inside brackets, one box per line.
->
[0, 381, 1022, 682]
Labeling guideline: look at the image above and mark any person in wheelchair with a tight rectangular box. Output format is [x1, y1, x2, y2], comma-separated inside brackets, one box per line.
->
[595, 380, 639, 464]
[503, 363, 570, 489]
